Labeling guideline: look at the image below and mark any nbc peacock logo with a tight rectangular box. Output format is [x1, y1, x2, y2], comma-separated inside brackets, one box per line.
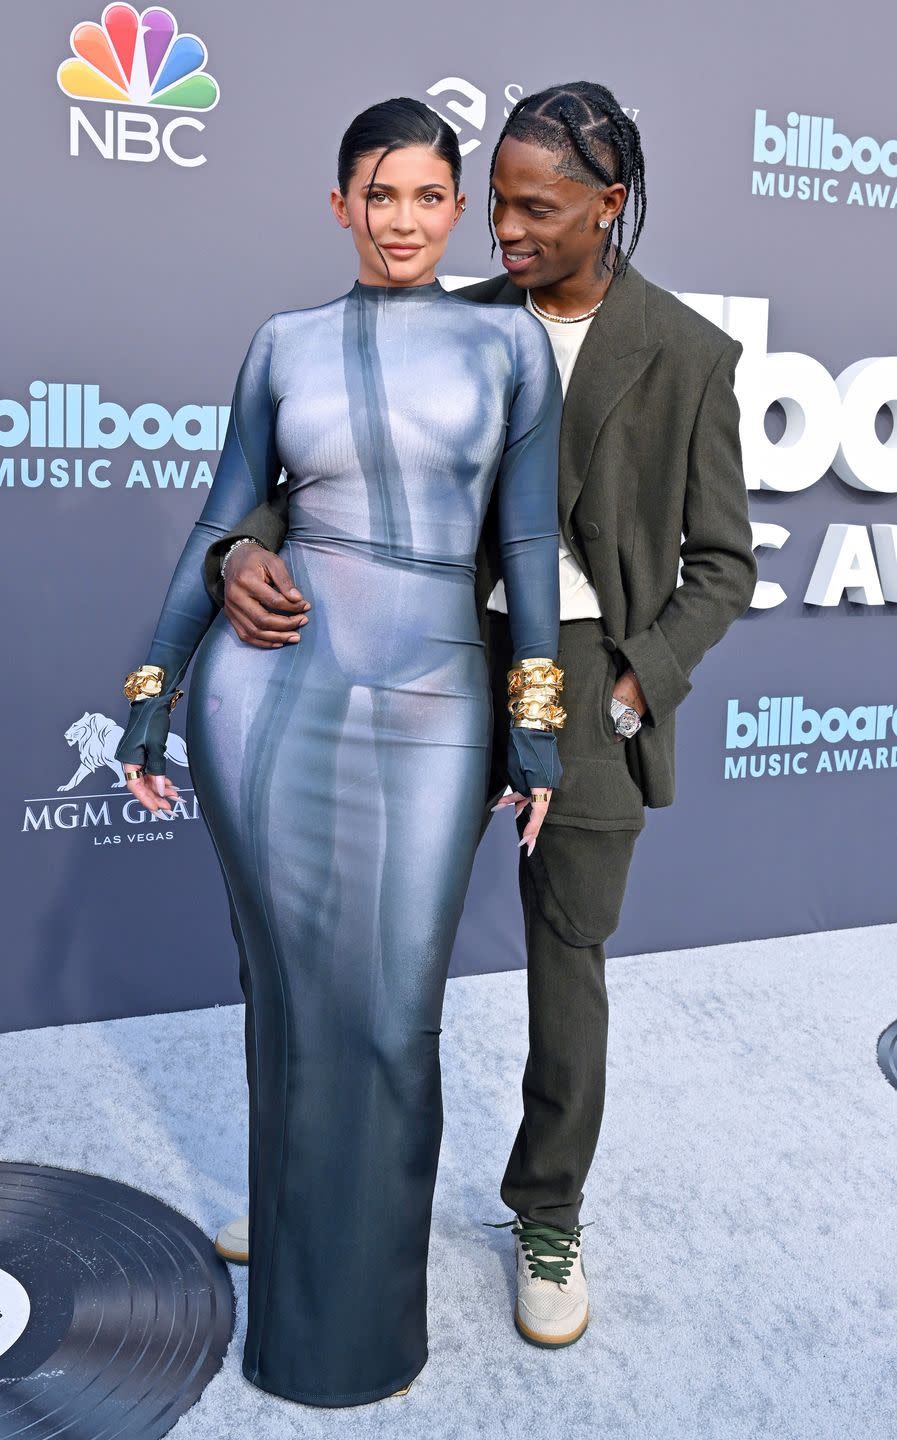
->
[57, 5, 220, 167]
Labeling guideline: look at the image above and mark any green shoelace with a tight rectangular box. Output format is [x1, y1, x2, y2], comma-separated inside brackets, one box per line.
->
[483, 1216, 590, 1283]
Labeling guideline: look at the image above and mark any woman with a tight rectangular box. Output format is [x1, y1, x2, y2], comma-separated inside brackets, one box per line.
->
[114, 97, 566, 1408]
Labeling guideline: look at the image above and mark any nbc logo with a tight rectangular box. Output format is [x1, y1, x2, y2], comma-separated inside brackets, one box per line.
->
[57, 4, 220, 168]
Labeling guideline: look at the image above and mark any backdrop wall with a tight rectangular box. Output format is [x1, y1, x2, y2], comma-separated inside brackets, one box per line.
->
[3, 0, 895, 1031]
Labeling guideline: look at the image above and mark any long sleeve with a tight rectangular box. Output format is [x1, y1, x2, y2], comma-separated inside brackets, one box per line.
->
[497, 308, 563, 662]
[617, 339, 757, 727]
[115, 314, 281, 765]
[496, 308, 564, 794]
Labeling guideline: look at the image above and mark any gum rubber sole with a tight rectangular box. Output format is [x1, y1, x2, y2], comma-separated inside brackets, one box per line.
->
[213, 1239, 249, 1265]
[514, 1304, 589, 1348]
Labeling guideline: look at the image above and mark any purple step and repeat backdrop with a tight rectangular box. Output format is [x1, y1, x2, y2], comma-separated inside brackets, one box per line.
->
[2, 1, 895, 1031]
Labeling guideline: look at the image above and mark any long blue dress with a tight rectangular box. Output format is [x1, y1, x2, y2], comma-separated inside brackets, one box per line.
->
[115, 277, 562, 1406]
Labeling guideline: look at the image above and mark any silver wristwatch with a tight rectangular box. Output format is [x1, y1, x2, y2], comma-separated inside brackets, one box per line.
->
[220, 536, 262, 579]
[610, 696, 642, 739]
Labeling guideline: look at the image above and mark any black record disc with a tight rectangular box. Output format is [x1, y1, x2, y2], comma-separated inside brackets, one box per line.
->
[877, 1019, 897, 1090]
[0, 1163, 235, 1439]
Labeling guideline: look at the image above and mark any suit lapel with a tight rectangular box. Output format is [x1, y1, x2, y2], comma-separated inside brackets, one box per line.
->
[488, 276, 526, 306]
[558, 265, 661, 548]
[469, 267, 661, 584]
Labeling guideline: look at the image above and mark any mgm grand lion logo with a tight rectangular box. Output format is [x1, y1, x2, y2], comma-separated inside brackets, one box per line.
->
[57, 711, 188, 792]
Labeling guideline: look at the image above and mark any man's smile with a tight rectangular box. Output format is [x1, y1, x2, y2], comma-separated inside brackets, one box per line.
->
[501, 248, 539, 274]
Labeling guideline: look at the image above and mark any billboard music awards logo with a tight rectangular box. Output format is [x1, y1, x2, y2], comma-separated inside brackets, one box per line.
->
[0, 384, 230, 492]
[724, 696, 897, 781]
[57, 4, 220, 167]
[752, 109, 897, 208]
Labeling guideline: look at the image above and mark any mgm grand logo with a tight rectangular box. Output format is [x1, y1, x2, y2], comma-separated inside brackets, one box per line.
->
[22, 709, 199, 842]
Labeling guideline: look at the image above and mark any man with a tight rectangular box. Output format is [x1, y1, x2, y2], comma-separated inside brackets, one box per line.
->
[202, 82, 757, 1349]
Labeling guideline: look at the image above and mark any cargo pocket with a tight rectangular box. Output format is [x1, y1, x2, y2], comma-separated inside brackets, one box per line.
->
[522, 824, 637, 947]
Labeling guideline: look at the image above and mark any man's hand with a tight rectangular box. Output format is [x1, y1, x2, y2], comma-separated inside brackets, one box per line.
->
[608, 667, 648, 742]
[223, 542, 310, 649]
[612, 667, 647, 716]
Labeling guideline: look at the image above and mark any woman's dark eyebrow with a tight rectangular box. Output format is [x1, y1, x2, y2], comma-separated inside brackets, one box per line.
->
[360, 181, 449, 192]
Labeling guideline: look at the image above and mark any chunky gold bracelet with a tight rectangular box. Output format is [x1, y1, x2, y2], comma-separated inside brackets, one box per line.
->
[507, 657, 567, 731]
[507, 658, 565, 697]
[508, 698, 568, 730]
[123, 664, 166, 702]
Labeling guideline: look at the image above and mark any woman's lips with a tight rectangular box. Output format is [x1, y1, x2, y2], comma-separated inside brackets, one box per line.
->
[501, 251, 537, 274]
[383, 245, 422, 256]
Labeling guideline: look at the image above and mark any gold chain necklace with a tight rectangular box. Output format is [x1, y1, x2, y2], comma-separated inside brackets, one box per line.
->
[528, 290, 604, 324]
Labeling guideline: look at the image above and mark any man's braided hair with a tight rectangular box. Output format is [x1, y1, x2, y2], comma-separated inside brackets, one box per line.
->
[487, 82, 646, 276]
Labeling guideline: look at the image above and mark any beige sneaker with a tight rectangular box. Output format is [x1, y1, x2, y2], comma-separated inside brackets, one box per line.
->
[511, 1216, 589, 1347]
[214, 1213, 249, 1264]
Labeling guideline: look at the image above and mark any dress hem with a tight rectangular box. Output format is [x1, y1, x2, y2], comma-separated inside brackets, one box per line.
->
[241, 1351, 428, 1408]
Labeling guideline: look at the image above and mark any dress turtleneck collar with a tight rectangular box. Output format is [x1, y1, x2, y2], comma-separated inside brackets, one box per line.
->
[351, 278, 445, 300]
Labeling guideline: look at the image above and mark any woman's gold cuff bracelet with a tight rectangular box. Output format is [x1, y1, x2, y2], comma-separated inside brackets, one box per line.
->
[123, 664, 166, 702]
[506, 657, 567, 731]
[507, 658, 565, 697]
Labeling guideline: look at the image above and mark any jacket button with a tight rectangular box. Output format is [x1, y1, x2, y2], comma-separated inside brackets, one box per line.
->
[602, 635, 618, 653]
[582, 521, 600, 538]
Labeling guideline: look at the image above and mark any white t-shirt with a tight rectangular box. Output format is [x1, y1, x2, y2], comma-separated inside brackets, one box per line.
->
[486, 290, 601, 619]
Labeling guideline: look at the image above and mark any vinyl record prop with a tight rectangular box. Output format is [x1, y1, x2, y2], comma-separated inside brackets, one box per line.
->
[877, 1020, 897, 1090]
[0, 1163, 234, 1438]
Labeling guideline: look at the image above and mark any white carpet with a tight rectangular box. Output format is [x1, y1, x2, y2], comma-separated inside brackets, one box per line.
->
[2, 925, 896, 1439]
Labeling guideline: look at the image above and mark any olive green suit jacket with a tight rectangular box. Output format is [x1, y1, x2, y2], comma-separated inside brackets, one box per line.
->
[202, 264, 757, 816]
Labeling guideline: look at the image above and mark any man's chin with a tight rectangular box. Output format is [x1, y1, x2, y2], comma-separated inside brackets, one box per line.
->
[502, 269, 545, 290]
[500, 264, 553, 290]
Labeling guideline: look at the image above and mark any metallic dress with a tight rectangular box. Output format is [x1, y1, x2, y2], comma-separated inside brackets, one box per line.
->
[115, 277, 563, 1406]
